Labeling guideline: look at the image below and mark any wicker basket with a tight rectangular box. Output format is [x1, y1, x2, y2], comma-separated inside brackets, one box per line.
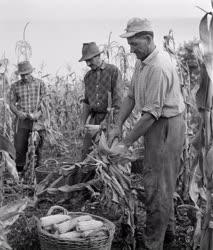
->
[35, 159, 60, 184]
[37, 206, 115, 250]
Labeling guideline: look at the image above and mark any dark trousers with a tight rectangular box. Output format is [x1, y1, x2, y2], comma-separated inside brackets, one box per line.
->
[142, 114, 185, 250]
[14, 119, 44, 172]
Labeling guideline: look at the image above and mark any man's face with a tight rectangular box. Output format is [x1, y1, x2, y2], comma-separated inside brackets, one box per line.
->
[127, 35, 150, 60]
[86, 55, 100, 70]
[20, 73, 31, 81]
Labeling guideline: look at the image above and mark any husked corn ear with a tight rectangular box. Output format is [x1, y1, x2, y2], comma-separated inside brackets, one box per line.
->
[54, 219, 76, 234]
[55, 215, 93, 233]
[81, 229, 106, 237]
[40, 214, 71, 227]
[60, 231, 81, 240]
[76, 220, 103, 232]
[74, 215, 92, 222]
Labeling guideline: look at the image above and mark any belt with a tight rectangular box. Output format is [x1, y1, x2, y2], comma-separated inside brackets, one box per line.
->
[90, 110, 107, 115]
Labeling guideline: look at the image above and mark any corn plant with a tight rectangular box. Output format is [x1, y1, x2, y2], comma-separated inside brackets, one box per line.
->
[15, 22, 32, 63]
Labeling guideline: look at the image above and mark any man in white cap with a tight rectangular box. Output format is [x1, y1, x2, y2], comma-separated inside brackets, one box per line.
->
[79, 42, 122, 160]
[9, 61, 46, 174]
[109, 18, 185, 249]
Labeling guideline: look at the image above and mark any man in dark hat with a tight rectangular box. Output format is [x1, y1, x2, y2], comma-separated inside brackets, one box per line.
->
[9, 61, 46, 174]
[79, 42, 122, 159]
[109, 18, 186, 250]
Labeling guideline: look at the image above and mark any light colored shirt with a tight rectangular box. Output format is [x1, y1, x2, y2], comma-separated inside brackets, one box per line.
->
[128, 48, 185, 119]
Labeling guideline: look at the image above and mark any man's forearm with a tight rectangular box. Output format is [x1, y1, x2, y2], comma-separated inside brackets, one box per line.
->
[82, 103, 90, 124]
[116, 96, 135, 128]
[123, 112, 155, 147]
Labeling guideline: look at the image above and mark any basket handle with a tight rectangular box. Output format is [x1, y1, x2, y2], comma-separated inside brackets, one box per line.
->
[60, 157, 73, 163]
[43, 158, 59, 168]
[47, 205, 68, 216]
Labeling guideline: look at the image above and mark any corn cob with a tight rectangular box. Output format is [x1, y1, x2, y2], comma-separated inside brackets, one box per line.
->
[80, 229, 105, 237]
[76, 220, 103, 232]
[55, 215, 93, 233]
[59, 231, 81, 240]
[40, 214, 71, 227]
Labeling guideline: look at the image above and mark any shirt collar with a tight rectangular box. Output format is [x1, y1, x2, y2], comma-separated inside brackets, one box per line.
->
[141, 47, 159, 66]
[20, 75, 33, 84]
[92, 61, 105, 71]
[99, 61, 106, 70]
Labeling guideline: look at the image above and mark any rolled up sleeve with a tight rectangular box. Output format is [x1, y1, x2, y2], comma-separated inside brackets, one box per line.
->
[142, 66, 167, 119]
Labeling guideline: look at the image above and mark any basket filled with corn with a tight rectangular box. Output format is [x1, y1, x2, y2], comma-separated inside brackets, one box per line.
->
[37, 205, 115, 250]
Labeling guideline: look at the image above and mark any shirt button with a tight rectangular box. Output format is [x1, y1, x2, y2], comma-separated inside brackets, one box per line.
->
[97, 102, 100, 105]
[96, 85, 98, 88]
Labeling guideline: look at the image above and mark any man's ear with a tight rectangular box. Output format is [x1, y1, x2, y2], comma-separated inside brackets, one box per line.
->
[144, 34, 152, 44]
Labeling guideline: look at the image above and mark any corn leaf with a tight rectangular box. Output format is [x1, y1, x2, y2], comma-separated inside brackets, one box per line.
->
[199, 14, 210, 46]
[0, 198, 29, 226]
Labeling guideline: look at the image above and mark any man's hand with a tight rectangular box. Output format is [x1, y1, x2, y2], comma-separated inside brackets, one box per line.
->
[100, 120, 108, 131]
[108, 125, 122, 147]
[84, 124, 100, 137]
[29, 111, 41, 121]
[17, 111, 27, 120]
[110, 141, 128, 155]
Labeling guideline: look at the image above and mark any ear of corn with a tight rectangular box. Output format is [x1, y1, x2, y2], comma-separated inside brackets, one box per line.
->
[40, 214, 71, 227]
[54, 215, 93, 233]
[80, 229, 105, 237]
[59, 231, 82, 240]
[74, 215, 92, 222]
[76, 220, 103, 232]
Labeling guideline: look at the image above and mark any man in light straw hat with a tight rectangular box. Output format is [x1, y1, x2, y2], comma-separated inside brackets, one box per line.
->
[79, 42, 122, 160]
[9, 61, 46, 174]
[109, 18, 185, 249]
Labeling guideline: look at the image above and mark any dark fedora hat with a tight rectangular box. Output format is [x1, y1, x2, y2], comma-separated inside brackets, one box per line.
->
[79, 42, 103, 62]
[17, 61, 33, 75]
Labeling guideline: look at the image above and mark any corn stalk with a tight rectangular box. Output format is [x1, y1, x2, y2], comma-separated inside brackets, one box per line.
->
[15, 22, 32, 62]
[163, 30, 192, 201]
[186, 3, 213, 249]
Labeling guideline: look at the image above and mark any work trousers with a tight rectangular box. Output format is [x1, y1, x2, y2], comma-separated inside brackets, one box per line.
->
[14, 118, 44, 172]
[142, 114, 185, 250]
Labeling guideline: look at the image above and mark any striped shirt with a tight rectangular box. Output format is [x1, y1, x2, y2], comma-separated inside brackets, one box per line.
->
[10, 76, 46, 114]
[128, 48, 185, 119]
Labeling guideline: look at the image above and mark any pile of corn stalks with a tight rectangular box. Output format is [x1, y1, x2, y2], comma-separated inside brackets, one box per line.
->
[36, 132, 140, 247]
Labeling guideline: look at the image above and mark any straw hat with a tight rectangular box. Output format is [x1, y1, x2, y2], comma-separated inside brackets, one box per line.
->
[120, 17, 153, 38]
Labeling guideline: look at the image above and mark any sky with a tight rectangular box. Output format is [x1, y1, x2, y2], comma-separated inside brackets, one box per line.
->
[0, 0, 210, 20]
[0, 0, 212, 75]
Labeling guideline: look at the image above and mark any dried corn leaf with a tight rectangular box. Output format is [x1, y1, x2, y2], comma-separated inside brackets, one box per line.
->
[189, 164, 206, 207]
[205, 145, 213, 181]
[199, 14, 210, 46]
[0, 198, 29, 226]
[210, 15, 213, 47]
[193, 211, 202, 250]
